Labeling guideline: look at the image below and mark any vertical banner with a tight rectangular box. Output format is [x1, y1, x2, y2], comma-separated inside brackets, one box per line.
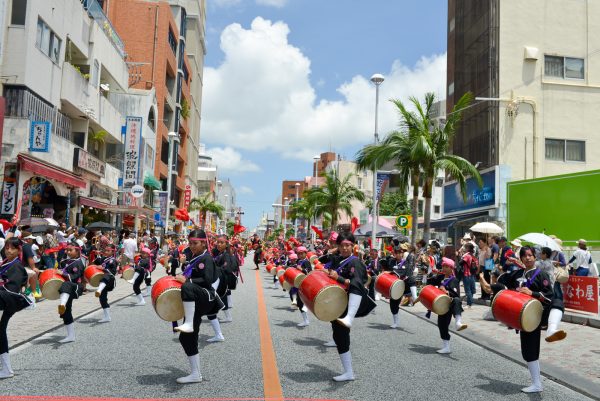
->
[1, 162, 17, 215]
[562, 276, 599, 314]
[158, 191, 168, 226]
[183, 184, 192, 209]
[30, 121, 51, 152]
[124, 116, 142, 189]
[376, 172, 390, 201]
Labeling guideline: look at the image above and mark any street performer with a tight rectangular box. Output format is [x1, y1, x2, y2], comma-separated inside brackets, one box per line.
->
[93, 243, 118, 323]
[479, 245, 557, 393]
[327, 231, 376, 381]
[57, 240, 86, 343]
[434, 257, 467, 355]
[0, 238, 33, 379]
[173, 229, 224, 384]
[127, 247, 153, 306]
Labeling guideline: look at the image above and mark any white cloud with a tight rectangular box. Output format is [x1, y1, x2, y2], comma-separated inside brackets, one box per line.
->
[239, 186, 255, 194]
[256, 0, 288, 7]
[202, 17, 447, 161]
[206, 146, 261, 173]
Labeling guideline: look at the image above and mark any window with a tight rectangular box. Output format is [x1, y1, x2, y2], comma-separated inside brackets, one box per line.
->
[434, 205, 441, 214]
[545, 139, 585, 162]
[544, 55, 584, 79]
[357, 177, 362, 189]
[418, 200, 424, 214]
[435, 178, 444, 187]
[11, 0, 27, 25]
[448, 82, 454, 96]
[35, 18, 61, 64]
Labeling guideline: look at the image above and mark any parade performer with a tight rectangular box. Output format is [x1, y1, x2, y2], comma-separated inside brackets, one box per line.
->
[536, 247, 567, 342]
[168, 240, 180, 276]
[327, 232, 375, 381]
[393, 243, 419, 307]
[173, 229, 224, 383]
[127, 247, 153, 306]
[213, 235, 238, 323]
[93, 243, 118, 323]
[364, 248, 381, 300]
[251, 234, 262, 270]
[479, 246, 556, 393]
[0, 238, 33, 378]
[294, 246, 312, 327]
[435, 257, 467, 355]
[57, 241, 86, 343]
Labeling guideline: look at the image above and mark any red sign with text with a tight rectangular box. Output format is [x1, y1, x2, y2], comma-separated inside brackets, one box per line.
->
[183, 185, 192, 209]
[561, 276, 599, 314]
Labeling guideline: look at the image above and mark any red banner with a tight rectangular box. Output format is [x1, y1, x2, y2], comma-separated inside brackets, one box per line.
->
[561, 276, 599, 314]
[183, 185, 192, 209]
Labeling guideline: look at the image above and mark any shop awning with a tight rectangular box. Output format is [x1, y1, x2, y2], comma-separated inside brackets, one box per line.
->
[18, 154, 86, 189]
[418, 217, 458, 230]
[79, 197, 112, 210]
[143, 174, 162, 190]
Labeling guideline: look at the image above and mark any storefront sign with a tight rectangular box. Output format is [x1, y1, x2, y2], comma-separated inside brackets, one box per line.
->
[30, 121, 51, 152]
[90, 183, 112, 201]
[75, 148, 106, 177]
[562, 276, 598, 315]
[123, 116, 142, 189]
[183, 184, 192, 208]
[131, 184, 145, 198]
[158, 191, 168, 226]
[443, 167, 497, 216]
[1, 162, 17, 215]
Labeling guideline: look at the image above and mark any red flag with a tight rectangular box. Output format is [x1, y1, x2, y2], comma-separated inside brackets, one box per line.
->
[174, 208, 190, 222]
[351, 217, 359, 233]
[311, 225, 323, 239]
[11, 199, 22, 225]
[233, 224, 246, 235]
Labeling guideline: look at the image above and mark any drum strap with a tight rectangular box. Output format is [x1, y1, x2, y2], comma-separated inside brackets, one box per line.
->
[0, 258, 20, 276]
[336, 255, 358, 273]
[523, 268, 542, 288]
[182, 252, 206, 278]
[442, 275, 455, 288]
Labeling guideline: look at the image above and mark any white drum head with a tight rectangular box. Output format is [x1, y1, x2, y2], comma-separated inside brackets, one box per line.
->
[389, 280, 406, 300]
[313, 286, 348, 322]
[432, 294, 451, 315]
[122, 268, 135, 281]
[154, 288, 184, 321]
[42, 279, 63, 300]
[521, 299, 543, 332]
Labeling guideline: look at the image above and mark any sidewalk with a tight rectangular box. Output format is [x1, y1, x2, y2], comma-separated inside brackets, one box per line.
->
[8, 268, 168, 350]
[398, 299, 600, 400]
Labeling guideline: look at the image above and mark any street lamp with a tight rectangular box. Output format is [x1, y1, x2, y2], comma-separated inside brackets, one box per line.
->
[294, 182, 300, 237]
[166, 132, 180, 230]
[283, 197, 288, 235]
[370, 73, 384, 250]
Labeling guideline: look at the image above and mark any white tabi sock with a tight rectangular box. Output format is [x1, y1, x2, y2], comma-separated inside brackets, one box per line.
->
[522, 360, 543, 393]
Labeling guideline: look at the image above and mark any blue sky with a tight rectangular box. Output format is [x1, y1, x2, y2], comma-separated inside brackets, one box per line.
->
[201, 0, 448, 230]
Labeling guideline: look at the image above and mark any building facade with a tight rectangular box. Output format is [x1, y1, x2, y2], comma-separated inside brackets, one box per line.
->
[446, 0, 600, 240]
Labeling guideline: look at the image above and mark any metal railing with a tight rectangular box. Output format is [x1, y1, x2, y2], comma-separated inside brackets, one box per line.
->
[80, 0, 126, 58]
[4, 86, 72, 141]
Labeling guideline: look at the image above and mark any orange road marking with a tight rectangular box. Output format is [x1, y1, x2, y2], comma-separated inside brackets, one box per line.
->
[255, 269, 285, 401]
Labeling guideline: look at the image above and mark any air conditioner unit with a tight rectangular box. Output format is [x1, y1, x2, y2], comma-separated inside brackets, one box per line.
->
[524, 46, 539, 61]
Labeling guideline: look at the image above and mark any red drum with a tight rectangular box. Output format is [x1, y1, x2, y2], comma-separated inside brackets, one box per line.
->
[266, 263, 276, 275]
[151, 276, 184, 321]
[84, 265, 104, 287]
[159, 256, 168, 266]
[275, 266, 286, 278]
[278, 274, 291, 291]
[298, 270, 347, 321]
[491, 289, 543, 332]
[418, 285, 451, 315]
[121, 265, 135, 281]
[313, 262, 325, 270]
[375, 273, 405, 300]
[306, 251, 316, 259]
[39, 269, 65, 300]
[309, 255, 319, 265]
[284, 267, 306, 288]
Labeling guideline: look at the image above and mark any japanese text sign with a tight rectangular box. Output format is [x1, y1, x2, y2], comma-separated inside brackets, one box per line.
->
[30, 121, 51, 152]
[183, 184, 192, 209]
[1, 162, 17, 215]
[124, 116, 142, 189]
[562, 276, 599, 314]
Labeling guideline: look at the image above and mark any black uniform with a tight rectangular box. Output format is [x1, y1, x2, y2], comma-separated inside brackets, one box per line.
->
[132, 258, 151, 295]
[168, 247, 180, 276]
[93, 255, 118, 309]
[492, 268, 554, 362]
[364, 256, 381, 299]
[437, 276, 463, 341]
[213, 249, 238, 309]
[58, 258, 85, 325]
[293, 258, 312, 311]
[330, 255, 376, 354]
[0, 258, 30, 354]
[179, 248, 224, 356]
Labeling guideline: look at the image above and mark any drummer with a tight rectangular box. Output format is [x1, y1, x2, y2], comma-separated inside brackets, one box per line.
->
[364, 248, 381, 300]
[173, 229, 224, 383]
[57, 240, 86, 343]
[294, 246, 312, 327]
[0, 238, 34, 379]
[435, 256, 467, 355]
[127, 247, 153, 306]
[392, 243, 419, 309]
[535, 247, 567, 342]
[479, 246, 555, 393]
[327, 232, 375, 381]
[93, 243, 118, 323]
[213, 235, 239, 323]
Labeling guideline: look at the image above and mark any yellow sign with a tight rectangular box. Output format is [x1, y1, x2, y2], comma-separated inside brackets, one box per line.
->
[395, 215, 412, 229]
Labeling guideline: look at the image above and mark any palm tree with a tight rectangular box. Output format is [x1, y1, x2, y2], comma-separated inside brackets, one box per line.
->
[356, 91, 481, 242]
[188, 194, 224, 230]
[304, 170, 365, 230]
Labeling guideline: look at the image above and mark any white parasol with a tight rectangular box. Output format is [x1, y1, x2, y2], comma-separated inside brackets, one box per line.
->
[469, 222, 504, 234]
[517, 233, 562, 252]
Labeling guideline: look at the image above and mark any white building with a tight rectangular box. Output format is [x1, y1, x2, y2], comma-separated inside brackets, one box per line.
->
[0, 0, 133, 226]
[446, 0, 600, 240]
[325, 159, 374, 225]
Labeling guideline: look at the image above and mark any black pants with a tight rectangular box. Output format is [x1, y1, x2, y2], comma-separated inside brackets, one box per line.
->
[179, 308, 203, 356]
[99, 276, 115, 309]
[59, 282, 81, 325]
[390, 298, 400, 315]
[132, 267, 146, 295]
[481, 270, 491, 299]
[0, 309, 14, 354]
[520, 326, 541, 362]
[368, 277, 375, 300]
[144, 269, 152, 287]
[60, 295, 75, 325]
[331, 321, 350, 354]
[437, 298, 463, 341]
[169, 261, 178, 277]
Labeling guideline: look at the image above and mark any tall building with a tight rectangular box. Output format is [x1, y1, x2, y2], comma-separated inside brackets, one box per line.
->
[0, 0, 141, 227]
[106, 0, 206, 216]
[446, 0, 600, 237]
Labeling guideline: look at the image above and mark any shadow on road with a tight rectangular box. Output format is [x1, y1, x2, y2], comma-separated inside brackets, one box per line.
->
[474, 373, 541, 398]
[407, 343, 458, 361]
[136, 366, 197, 392]
[367, 322, 414, 334]
[31, 337, 68, 350]
[274, 319, 301, 328]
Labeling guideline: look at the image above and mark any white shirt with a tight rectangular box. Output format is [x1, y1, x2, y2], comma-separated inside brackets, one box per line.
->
[123, 238, 138, 259]
[572, 249, 591, 269]
[56, 230, 67, 243]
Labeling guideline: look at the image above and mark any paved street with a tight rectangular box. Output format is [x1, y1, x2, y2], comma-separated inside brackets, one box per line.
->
[1, 263, 598, 401]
